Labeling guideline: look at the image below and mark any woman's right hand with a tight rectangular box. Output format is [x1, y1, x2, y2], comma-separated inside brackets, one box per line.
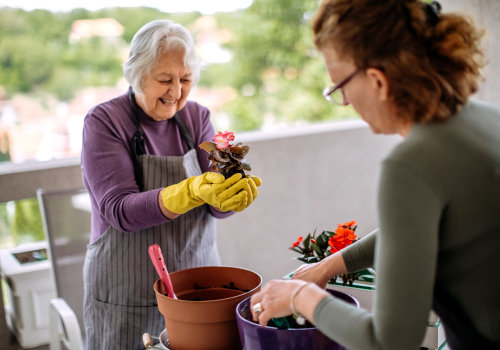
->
[291, 252, 347, 289]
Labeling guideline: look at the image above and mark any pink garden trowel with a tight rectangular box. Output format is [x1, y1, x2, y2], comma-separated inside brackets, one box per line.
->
[148, 244, 177, 299]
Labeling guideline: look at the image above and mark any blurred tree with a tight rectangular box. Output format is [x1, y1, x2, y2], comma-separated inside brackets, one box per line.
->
[11, 199, 44, 244]
[0, 35, 56, 93]
[0, 3, 356, 127]
[211, 0, 357, 131]
[0, 203, 9, 247]
[0, 7, 127, 100]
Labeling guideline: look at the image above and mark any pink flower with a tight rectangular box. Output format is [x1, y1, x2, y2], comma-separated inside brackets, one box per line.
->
[213, 131, 235, 150]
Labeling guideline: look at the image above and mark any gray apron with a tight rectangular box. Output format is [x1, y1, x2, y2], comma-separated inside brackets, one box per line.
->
[83, 91, 220, 349]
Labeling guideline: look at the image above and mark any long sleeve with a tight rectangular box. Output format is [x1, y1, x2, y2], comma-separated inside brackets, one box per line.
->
[82, 97, 163, 238]
[313, 100, 500, 349]
[341, 229, 377, 273]
[314, 160, 440, 350]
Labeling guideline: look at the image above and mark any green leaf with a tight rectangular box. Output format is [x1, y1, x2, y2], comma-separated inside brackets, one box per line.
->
[289, 247, 303, 254]
[303, 233, 311, 249]
[311, 242, 324, 257]
[316, 231, 331, 250]
[306, 256, 320, 263]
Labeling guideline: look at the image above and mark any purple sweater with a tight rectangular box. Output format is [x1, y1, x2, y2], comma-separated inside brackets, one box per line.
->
[81, 90, 233, 243]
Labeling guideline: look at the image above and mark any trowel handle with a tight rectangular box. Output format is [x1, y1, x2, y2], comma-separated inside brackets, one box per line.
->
[143, 333, 154, 349]
[148, 244, 177, 299]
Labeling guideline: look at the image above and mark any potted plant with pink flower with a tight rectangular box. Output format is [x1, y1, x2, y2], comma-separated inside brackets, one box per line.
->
[199, 131, 251, 179]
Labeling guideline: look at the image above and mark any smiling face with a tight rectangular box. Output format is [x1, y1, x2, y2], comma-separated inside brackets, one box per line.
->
[320, 45, 412, 137]
[134, 48, 193, 121]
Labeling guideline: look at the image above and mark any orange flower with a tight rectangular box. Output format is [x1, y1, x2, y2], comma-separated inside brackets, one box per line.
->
[328, 236, 347, 253]
[334, 226, 357, 244]
[339, 220, 357, 228]
[291, 236, 303, 247]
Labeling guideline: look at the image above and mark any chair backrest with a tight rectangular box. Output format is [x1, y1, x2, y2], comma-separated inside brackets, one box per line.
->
[37, 187, 91, 338]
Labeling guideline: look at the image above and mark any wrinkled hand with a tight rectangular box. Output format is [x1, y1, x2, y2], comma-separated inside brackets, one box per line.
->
[292, 252, 348, 289]
[250, 279, 304, 326]
[292, 262, 331, 289]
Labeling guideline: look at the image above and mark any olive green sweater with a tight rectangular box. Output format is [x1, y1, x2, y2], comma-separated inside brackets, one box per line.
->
[315, 100, 500, 350]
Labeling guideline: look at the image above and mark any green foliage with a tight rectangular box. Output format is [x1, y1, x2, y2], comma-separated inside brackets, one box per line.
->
[0, 3, 358, 127]
[288, 222, 376, 287]
[213, 0, 358, 131]
[0, 198, 45, 248]
[0, 203, 10, 247]
[0, 6, 203, 101]
[11, 199, 45, 244]
[289, 229, 334, 263]
[0, 35, 55, 93]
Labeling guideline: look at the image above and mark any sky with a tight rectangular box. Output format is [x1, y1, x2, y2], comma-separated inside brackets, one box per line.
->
[0, 0, 253, 14]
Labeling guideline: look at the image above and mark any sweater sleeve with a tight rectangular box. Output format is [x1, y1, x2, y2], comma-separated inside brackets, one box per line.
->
[341, 229, 377, 273]
[82, 104, 171, 234]
[313, 160, 441, 350]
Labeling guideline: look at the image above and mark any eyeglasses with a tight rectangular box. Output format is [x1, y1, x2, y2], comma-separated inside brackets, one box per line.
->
[323, 69, 362, 105]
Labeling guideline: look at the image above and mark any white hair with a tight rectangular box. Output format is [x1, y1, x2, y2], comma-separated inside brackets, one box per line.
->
[123, 20, 202, 93]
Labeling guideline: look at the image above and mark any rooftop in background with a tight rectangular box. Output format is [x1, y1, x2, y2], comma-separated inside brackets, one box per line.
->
[70, 18, 124, 43]
[0, 0, 253, 14]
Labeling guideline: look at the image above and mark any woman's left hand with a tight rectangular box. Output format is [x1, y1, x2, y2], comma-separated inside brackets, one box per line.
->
[250, 279, 306, 326]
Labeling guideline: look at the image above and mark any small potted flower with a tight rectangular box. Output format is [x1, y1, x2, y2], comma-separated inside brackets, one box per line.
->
[289, 221, 375, 286]
[289, 223, 443, 349]
[199, 131, 251, 179]
[235, 221, 365, 349]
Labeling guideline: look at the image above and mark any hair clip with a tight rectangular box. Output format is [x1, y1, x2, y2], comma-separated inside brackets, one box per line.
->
[425, 1, 442, 25]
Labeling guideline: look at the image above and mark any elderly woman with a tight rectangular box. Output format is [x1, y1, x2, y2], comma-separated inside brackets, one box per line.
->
[81, 20, 260, 349]
[250, 1, 500, 349]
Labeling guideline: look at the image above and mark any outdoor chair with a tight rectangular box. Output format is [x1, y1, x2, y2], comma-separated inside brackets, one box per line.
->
[37, 187, 90, 350]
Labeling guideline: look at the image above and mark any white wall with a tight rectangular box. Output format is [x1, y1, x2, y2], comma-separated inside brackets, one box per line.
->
[440, 0, 500, 107]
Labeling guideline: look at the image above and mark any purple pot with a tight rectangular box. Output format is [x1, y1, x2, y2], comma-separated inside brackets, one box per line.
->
[235, 289, 359, 350]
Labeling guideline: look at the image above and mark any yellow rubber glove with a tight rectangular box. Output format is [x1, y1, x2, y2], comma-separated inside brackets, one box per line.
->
[160, 172, 251, 214]
[245, 175, 262, 206]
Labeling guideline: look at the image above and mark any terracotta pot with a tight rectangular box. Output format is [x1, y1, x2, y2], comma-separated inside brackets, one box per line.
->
[154, 265, 262, 350]
[236, 289, 359, 350]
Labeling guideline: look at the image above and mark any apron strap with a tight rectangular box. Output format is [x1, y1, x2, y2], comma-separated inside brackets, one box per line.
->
[174, 113, 196, 150]
[129, 89, 146, 190]
[128, 88, 196, 190]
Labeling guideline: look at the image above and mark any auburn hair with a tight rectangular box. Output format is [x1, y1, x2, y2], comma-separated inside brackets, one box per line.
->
[312, 0, 485, 123]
